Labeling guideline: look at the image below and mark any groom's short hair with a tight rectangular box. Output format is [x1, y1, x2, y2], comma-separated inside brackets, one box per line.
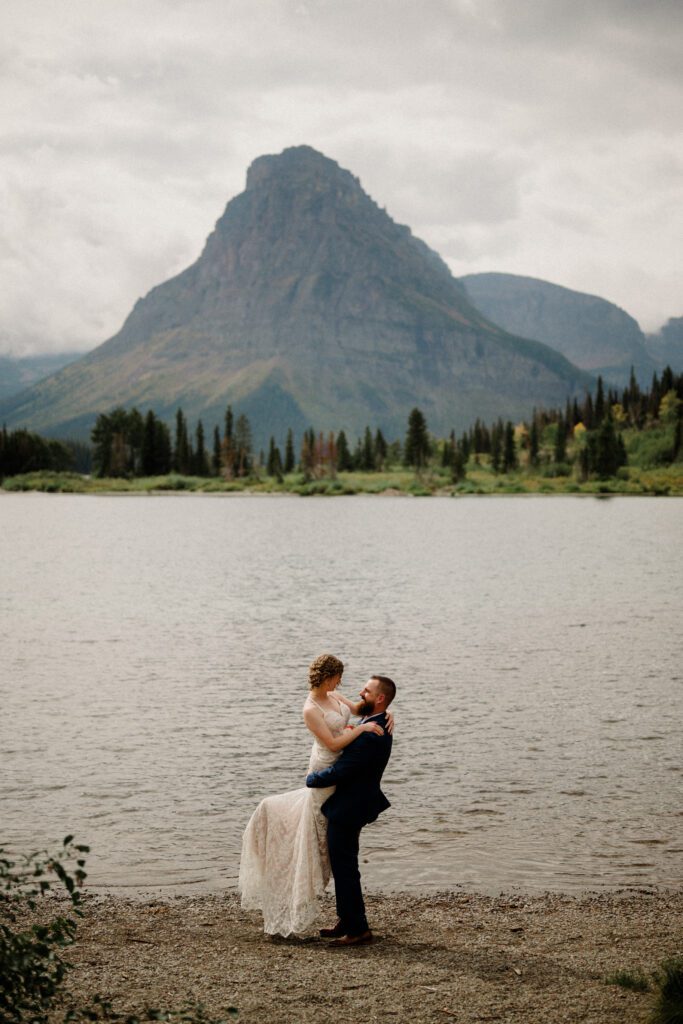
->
[372, 675, 396, 707]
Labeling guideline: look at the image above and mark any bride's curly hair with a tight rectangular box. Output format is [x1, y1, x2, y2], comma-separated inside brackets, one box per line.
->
[308, 653, 344, 689]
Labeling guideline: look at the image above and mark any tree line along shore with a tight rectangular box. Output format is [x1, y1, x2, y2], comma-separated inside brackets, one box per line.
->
[2, 367, 682, 496]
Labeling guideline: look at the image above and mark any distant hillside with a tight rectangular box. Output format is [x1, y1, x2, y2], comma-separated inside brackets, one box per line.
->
[645, 317, 683, 373]
[461, 272, 656, 387]
[0, 147, 589, 447]
[0, 352, 79, 403]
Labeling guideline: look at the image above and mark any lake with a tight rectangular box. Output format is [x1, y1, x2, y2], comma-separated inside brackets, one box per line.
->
[1, 492, 681, 895]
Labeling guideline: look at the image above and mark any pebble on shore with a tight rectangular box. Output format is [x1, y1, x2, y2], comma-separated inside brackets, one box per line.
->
[43, 888, 682, 1024]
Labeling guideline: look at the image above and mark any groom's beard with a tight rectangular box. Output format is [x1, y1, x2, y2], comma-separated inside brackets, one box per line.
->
[358, 700, 376, 716]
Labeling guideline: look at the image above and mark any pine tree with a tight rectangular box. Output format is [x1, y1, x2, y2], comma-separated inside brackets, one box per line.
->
[441, 431, 455, 469]
[212, 426, 221, 476]
[127, 408, 144, 475]
[648, 372, 661, 418]
[141, 410, 158, 475]
[361, 427, 374, 471]
[374, 429, 388, 470]
[460, 432, 471, 462]
[553, 414, 567, 465]
[404, 408, 431, 471]
[583, 393, 594, 430]
[327, 431, 338, 478]
[195, 420, 208, 476]
[174, 408, 190, 474]
[451, 442, 466, 484]
[91, 412, 114, 477]
[220, 405, 237, 478]
[587, 415, 627, 478]
[266, 436, 284, 480]
[503, 421, 517, 473]
[284, 429, 295, 474]
[490, 420, 503, 474]
[234, 414, 252, 477]
[529, 418, 540, 467]
[352, 437, 363, 470]
[301, 429, 315, 480]
[473, 418, 484, 454]
[595, 376, 605, 423]
[155, 419, 172, 474]
[224, 405, 234, 444]
[336, 430, 353, 471]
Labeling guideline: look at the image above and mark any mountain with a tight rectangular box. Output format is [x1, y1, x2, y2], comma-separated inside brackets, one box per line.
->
[461, 272, 656, 387]
[0, 352, 79, 403]
[0, 146, 590, 447]
[645, 317, 683, 373]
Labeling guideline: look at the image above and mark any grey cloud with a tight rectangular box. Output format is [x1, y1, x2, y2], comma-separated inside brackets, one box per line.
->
[0, 0, 681, 354]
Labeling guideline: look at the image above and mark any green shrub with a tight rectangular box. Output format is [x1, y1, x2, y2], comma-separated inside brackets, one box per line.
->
[0, 836, 88, 1023]
[605, 969, 650, 992]
[651, 958, 683, 1024]
[1, 472, 85, 493]
[542, 462, 572, 478]
[152, 474, 199, 491]
[627, 427, 676, 468]
[0, 839, 237, 1024]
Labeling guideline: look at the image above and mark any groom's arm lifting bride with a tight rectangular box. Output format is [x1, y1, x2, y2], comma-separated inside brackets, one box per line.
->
[306, 674, 396, 945]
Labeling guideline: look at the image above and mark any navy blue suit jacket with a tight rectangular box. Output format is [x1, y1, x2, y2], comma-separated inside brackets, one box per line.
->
[305, 711, 392, 829]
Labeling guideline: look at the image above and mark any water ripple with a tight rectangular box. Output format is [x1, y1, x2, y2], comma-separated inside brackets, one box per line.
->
[1, 493, 681, 894]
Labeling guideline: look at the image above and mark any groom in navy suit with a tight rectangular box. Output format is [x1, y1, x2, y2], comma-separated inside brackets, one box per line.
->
[306, 674, 396, 946]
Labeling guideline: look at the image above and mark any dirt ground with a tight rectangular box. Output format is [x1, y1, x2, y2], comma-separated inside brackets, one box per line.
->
[45, 887, 683, 1023]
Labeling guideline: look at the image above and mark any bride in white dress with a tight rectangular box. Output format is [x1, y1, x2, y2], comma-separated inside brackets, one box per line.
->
[238, 653, 388, 936]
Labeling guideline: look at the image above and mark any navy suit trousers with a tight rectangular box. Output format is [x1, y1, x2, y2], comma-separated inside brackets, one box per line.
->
[327, 820, 368, 936]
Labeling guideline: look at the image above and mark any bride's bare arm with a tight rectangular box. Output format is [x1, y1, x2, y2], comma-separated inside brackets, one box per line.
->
[332, 693, 395, 735]
[335, 693, 363, 715]
[303, 704, 383, 752]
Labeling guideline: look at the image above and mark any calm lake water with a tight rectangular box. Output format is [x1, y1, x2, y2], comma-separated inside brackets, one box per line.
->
[1, 493, 681, 895]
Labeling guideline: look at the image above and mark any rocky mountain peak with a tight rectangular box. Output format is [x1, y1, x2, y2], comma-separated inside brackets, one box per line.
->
[245, 145, 360, 195]
[0, 147, 590, 445]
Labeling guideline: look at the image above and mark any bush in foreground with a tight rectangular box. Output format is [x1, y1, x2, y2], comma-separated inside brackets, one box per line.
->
[651, 959, 683, 1024]
[0, 838, 236, 1024]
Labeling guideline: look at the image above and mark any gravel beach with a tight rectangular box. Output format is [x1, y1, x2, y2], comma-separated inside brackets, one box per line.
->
[46, 888, 682, 1023]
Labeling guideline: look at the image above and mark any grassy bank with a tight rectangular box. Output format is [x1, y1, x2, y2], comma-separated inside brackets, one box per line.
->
[2, 461, 683, 496]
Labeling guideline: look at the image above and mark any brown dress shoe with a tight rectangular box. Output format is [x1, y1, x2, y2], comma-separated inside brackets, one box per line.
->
[329, 929, 373, 947]
[319, 919, 346, 938]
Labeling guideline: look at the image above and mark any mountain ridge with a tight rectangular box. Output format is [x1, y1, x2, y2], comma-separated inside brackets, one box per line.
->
[461, 272, 656, 386]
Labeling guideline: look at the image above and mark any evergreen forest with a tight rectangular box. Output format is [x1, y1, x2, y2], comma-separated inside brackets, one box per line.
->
[2, 367, 682, 495]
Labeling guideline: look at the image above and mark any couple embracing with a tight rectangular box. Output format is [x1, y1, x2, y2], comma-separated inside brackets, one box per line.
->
[239, 653, 396, 945]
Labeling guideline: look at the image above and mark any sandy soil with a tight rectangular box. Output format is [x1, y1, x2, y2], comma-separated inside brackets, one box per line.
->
[43, 888, 683, 1023]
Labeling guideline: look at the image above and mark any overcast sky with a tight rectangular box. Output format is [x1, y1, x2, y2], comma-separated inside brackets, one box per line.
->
[1, 0, 681, 357]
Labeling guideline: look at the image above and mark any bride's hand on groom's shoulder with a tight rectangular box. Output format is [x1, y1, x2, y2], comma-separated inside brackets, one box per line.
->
[386, 710, 395, 735]
[362, 721, 385, 736]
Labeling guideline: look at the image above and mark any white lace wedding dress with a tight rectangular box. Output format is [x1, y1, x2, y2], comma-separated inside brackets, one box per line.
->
[238, 697, 350, 936]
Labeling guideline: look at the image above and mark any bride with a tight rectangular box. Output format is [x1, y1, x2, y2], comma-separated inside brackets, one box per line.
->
[238, 653, 390, 936]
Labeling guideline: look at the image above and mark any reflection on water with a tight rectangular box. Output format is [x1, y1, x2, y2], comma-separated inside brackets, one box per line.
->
[1, 493, 681, 894]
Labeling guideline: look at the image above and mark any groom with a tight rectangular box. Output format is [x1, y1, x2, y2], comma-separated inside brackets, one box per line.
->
[306, 674, 396, 946]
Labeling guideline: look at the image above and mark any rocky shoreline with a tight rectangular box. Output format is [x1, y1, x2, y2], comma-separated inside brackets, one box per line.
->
[49, 888, 681, 1023]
